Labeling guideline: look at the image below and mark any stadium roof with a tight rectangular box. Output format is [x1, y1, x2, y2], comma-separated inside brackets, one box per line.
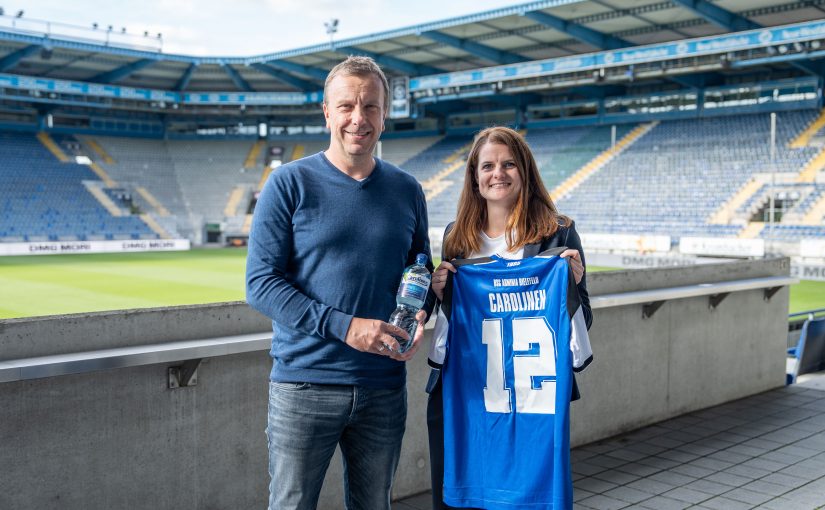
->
[0, 0, 823, 131]
[1, 0, 823, 94]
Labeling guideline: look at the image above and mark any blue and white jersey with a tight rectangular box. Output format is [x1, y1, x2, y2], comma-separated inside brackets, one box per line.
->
[441, 252, 592, 510]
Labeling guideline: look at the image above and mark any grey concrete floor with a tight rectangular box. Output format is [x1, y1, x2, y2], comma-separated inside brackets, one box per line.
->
[398, 376, 825, 510]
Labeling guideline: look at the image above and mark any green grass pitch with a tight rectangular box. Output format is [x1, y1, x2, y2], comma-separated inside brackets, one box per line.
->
[0, 250, 823, 319]
[0, 249, 246, 319]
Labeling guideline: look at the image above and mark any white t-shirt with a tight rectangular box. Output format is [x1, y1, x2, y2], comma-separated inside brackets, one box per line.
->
[474, 230, 524, 259]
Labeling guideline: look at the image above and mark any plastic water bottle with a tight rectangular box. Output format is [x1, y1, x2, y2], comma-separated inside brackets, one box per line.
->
[388, 253, 431, 353]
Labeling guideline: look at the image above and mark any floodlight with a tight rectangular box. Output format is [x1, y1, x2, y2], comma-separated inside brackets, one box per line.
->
[15, 9, 23, 17]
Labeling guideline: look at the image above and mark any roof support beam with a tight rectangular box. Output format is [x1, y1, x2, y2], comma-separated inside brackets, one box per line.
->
[523, 10, 629, 50]
[336, 46, 444, 75]
[175, 63, 198, 91]
[421, 31, 524, 65]
[671, 0, 819, 76]
[89, 58, 157, 84]
[222, 63, 254, 92]
[264, 60, 329, 82]
[669, 0, 759, 32]
[0, 44, 42, 72]
[251, 63, 316, 91]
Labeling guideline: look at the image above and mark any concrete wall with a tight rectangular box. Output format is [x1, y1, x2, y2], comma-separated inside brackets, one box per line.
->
[0, 258, 791, 509]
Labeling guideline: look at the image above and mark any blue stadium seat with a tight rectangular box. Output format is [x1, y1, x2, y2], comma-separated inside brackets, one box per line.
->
[787, 317, 825, 384]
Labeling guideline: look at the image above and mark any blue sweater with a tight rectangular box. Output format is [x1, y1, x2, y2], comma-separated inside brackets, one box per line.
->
[246, 152, 431, 388]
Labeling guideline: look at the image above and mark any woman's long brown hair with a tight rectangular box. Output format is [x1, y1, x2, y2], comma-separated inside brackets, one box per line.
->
[443, 126, 569, 260]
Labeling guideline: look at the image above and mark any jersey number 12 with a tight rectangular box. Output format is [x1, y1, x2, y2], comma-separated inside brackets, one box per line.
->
[482, 317, 558, 415]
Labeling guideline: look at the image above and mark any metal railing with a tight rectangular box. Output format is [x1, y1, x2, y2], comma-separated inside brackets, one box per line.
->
[0, 275, 797, 384]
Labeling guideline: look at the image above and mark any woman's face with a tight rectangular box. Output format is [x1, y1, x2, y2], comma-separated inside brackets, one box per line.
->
[476, 142, 523, 211]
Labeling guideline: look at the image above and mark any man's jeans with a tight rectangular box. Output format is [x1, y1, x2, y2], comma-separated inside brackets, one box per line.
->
[266, 381, 407, 510]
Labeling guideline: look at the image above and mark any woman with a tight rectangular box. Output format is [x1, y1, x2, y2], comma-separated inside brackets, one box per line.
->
[426, 126, 593, 510]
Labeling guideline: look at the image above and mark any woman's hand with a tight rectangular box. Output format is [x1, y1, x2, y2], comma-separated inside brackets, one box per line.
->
[432, 261, 457, 301]
[560, 249, 584, 284]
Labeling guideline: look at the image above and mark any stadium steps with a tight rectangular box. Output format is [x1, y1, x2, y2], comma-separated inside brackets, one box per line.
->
[83, 138, 116, 164]
[82, 181, 123, 217]
[790, 108, 825, 148]
[36, 132, 71, 162]
[422, 160, 465, 201]
[88, 162, 117, 187]
[709, 178, 764, 224]
[139, 214, 172, 239]
[136, 186, 171, 216]
[802, 193, 825, 225]
[258, 167, 273, 190]
[290, 144, 305, 161]
[224, 186, 247, 217]
[421, 141, 473, 201]
[738, 222, 764, 238]
[242, 214, 253, 234]
[550, 122, 658, 201]
[796, 145, 825, 182]
[244, 140, 265, 169]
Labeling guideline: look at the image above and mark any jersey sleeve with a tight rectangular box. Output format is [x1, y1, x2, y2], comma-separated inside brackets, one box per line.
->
[566, 262, 593, 372]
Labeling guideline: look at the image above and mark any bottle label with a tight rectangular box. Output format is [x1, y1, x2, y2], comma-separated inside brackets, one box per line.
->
[398, 282, 427, 302]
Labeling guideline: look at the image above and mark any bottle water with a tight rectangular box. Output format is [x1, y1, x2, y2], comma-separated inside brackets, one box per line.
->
[389, 253, 431, 353]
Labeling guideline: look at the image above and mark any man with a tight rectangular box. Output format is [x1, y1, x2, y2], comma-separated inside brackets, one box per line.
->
[246, 56, 432, 510]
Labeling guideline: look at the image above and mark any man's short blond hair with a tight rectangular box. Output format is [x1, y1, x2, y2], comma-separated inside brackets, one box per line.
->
[324, 56, 390, 114]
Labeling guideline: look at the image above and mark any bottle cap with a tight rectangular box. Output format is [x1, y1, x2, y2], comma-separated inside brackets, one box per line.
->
[415, 253, 428, 265]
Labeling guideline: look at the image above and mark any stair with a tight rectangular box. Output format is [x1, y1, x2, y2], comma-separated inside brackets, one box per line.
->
[709, 178, 763, 224]
[88, 162, 117, 188]
[244, 140, 266, 169]
[422, 142, 473, 201]
[84, 138, 115, 164]
[802, 194, 825, 225]
[550, 122, 658, 201]
[290, 144, 305, 162]
[139, 214, 172, 239]
[242, 214, 254, 235]
[790, 108, 825, 149]
[258, 167, 273, 190]
[738, 222, 764, 239]
[224, 186, 247, 217]
[135, 187, 171, 216]
[82, 182, 123, 217]
[36, 132, 70, 162]
[796, 146, 825, 183]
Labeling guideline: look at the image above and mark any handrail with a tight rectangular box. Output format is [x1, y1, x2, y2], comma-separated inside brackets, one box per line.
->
[590, 276, 797, 309]
[0, 332, 271, 384]
[789, 308, 825, 321]
[0, 275, 797, 384]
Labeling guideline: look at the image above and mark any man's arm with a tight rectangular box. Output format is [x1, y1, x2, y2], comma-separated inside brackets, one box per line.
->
[245, 174, 353, 341]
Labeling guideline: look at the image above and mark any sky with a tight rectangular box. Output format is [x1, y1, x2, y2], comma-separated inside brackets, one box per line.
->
[9, 0, 529, 56]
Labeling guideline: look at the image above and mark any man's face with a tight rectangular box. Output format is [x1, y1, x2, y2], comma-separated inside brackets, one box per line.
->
[323, 73, 386, 164]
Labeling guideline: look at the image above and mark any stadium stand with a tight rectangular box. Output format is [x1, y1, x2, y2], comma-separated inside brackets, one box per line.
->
[526, 124, 637, 189]
[3, 108, 824, 245]
[556, 110, 822, 239]
[0, 132, 157, 242]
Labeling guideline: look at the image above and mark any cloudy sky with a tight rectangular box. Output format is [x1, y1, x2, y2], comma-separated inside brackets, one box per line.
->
[10, 0, 527, 56]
